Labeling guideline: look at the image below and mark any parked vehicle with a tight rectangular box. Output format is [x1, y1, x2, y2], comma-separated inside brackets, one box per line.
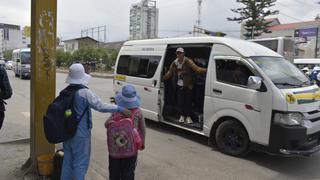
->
[113, 37, 320, 157]
[293, 58, 320, 74]
[250, 37, 295, 62]
[12, 48, 31, 79]
[5, 60, 13, 70]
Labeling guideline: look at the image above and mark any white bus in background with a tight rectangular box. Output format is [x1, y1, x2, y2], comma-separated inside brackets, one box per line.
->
[293, 58, 320, 75]
[250, 37, 295, 62]
[12, 48, 31, 79]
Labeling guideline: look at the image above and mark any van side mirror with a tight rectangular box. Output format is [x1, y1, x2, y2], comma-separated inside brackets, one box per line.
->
[17, 59, 20, 63]
[247, 76, 262, 90]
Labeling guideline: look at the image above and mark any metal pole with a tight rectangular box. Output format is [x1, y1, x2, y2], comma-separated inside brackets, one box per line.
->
[29, 0, 56, 170]
[315, 27, 319, 58]
[104, 25, 106, 42]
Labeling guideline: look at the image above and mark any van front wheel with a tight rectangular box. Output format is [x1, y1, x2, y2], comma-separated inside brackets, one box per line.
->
[215, 120, 249, 157]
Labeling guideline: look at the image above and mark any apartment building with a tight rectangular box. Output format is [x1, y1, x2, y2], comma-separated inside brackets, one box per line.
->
[129, 0, 159, 40]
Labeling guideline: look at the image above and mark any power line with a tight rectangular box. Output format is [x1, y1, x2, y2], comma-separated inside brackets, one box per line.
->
[270, 3, 305, 21]
[278, 12, 304, 21]
[293, 0, 319, 8]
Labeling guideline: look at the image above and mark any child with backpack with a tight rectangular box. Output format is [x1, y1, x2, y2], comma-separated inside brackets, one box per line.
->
[105, 84, 146, 180]
[59, 63, 131, 180]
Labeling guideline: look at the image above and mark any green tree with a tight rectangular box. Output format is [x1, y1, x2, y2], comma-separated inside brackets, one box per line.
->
[227, 0, 279, 39]
[56, 49, 72, 67]
[55, 47, 120, 70]
[3, 50, 12, 61]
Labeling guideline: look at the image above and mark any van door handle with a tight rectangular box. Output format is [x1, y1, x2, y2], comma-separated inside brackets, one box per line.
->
[144, 87, 151, 92]
[116, 81, 122, 85]
[213, 89, 222, 94]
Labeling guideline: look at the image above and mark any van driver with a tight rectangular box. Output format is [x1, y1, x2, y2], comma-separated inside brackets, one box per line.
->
[163, 47, 207, 124]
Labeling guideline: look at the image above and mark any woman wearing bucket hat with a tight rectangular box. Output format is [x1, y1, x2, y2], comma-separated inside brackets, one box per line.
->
[105, 84, 146, 180]
[61, 63, 131, 180]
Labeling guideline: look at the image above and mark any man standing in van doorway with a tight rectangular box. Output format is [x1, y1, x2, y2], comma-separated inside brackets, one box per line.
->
[163, 47, 206, 124]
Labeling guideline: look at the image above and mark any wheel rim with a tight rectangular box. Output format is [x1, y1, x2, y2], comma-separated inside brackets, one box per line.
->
[222, 128, 245, 151]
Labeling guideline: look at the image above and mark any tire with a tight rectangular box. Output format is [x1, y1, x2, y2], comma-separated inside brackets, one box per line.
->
[215, 120, 250, 157]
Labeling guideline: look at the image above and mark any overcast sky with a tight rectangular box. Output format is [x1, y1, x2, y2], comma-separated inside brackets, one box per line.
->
[0, 0, 319, 41]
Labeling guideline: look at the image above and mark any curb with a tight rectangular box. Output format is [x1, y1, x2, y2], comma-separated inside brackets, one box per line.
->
[0, 138, 30, 144]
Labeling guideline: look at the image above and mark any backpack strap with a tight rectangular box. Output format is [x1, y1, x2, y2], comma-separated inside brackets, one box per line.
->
[68, 84, 90, 129]
[79, 105, 90, 129]
[129, 108, 140, 127]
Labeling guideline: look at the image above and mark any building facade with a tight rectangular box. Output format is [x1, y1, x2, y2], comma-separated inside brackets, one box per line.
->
[63, 36, 98, 53]
[129, 0, 159, 40]
[0, 23, 22, 58]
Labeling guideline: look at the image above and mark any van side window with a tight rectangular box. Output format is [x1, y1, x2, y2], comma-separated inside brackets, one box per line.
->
[212, 44, 240, 56]
[117, 55, 161, 78]
[216, 59, 253, 87]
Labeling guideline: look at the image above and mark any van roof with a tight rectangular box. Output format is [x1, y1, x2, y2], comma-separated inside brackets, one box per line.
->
[123, 37, 282, 57]
[13, 48, 30, 53]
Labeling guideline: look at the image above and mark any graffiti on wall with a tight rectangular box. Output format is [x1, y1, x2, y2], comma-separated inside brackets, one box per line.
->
[37, 10, 55, 79]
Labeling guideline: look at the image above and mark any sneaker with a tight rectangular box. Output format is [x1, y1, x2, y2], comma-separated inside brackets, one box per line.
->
[178, 116, 185, 123]
[185, 116, 193, 124]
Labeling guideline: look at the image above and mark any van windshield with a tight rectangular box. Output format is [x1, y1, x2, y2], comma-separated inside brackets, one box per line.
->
[21, 52, 30, 64]
[251, 56, 311, 89]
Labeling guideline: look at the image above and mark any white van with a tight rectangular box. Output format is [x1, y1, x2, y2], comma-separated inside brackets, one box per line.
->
[113, 37, 320, 157]
[12, 48, 31, 79]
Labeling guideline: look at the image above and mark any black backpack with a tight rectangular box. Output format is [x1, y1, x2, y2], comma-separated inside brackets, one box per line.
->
[0, 67, 12, 100]
[43, 84, 88, 144]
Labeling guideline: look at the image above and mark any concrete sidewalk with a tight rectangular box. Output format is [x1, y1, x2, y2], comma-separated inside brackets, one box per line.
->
[0, 70, 112, 179]
[0, 126, 106, 180]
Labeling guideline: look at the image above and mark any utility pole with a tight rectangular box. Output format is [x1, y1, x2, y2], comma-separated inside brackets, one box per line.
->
[196, 0, 202, 27]
[25, 0, 56, 173]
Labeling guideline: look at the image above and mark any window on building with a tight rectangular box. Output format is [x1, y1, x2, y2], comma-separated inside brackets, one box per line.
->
[117, 55, 161, 78]
[3, 29, 9, 40]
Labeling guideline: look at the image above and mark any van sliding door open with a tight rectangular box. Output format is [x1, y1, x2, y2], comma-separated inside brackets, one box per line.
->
[161, 44, 212, 130]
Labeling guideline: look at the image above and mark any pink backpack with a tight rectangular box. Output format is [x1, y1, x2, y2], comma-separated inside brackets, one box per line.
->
[106, 109, 143, 158]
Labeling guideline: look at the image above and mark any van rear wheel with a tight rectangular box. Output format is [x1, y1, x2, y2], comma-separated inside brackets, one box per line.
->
[215, 120, 250, 157]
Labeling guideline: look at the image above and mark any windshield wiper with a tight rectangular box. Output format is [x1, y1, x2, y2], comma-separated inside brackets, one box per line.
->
[299, 81, 311, 86]
[274, 82, 302, 87]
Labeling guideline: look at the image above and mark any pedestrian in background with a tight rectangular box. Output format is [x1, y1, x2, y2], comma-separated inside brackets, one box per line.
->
[105, 84, 146, 180]
[0, 65, 12, 129]
[61, 63, 130, 180]
[310, 66, 320, 86]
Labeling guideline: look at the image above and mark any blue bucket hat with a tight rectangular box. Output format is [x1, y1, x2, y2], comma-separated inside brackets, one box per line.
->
[115, 85, 141, 109]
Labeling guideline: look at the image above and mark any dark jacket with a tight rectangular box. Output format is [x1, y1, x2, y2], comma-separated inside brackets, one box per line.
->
[163, 57, 206, 89]
[0, 67, 12, 111]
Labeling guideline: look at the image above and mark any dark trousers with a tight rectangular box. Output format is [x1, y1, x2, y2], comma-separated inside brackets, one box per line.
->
[0, 111, 5, 129]
[109, 155, 137, 180]
[193, 84, 204, 113]
[177, 86, 193, 117]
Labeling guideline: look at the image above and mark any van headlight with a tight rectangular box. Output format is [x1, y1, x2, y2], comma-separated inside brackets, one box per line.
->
[274, 112, 304, 126]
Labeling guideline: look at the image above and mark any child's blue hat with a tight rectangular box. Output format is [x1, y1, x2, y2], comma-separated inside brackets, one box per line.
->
[115, 84, 141, 109]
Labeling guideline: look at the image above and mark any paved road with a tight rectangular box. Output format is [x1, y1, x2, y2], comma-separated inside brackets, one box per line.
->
[2, 70, 320, 180]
